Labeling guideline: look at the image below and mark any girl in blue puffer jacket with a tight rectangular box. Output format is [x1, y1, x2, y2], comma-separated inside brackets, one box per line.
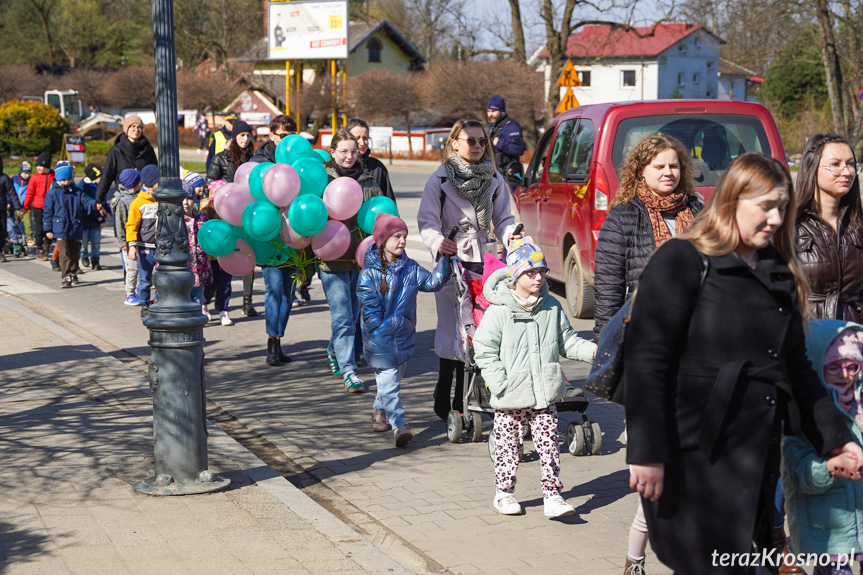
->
[782, 319, 863, 575]
[357, 213, 451, 446]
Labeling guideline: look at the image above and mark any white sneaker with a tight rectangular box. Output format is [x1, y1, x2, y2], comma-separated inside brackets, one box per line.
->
[219, 311, 233, 326]
[493, 491, 522, 515]
[543, 494, 575, 518]
[202, 305, 211, 321]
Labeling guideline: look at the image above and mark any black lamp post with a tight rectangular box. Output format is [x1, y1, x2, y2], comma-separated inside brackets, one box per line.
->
[134, 0, 229, 495]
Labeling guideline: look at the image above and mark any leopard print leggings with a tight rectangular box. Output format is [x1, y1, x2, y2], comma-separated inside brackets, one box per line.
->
[493, 405, 563, 498]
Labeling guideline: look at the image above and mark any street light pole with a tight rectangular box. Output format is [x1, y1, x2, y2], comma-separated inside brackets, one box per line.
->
[134, 0, 229, 496]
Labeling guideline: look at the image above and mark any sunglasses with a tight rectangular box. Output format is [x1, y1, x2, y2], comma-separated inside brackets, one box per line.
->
[825, 361, 862, 376]
[458, 137, 488, 148]
[523, 268, 548, 279]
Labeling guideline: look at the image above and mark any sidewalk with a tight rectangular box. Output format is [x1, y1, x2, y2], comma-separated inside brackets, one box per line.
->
[0, 228, 670, 575]
[0, 295, 412, 575]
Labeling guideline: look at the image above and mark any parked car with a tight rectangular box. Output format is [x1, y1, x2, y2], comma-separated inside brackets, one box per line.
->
[510, 100, 787, 318]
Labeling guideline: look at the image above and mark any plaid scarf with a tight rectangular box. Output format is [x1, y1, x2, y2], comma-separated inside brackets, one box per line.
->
[636, 183, 694, 248]
[445, 155, 496, 229]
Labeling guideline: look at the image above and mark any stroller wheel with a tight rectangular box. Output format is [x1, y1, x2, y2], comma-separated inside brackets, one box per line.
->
[446, 410, 462, 443]
[566, 422, 585, 456]
[468, 412, 483, 443]
[584, 422, 603, 455]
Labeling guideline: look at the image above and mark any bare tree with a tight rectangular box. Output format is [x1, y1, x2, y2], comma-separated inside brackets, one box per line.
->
[27, 0, 58, 65]
[178, 71, 242, 112]
[349, 69, 423, 154]
[98, 66, 156, 109]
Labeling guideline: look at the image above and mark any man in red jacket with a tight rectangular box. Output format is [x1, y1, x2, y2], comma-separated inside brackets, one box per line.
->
[23, 152, 54, 260]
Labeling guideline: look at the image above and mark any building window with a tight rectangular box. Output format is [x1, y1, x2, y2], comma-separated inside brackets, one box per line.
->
[367, 38, 382, 63]
[677, 73, 685, 86]
[579, 71, 591, 86]
[706, 61, 714, 69]
[694, 36, 701, 48]
[622, 70, 636, 87]
[693, 72, 700, 83]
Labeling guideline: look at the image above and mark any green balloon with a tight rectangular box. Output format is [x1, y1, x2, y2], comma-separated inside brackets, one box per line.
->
[198, 219, 237, 257]
[275, 134, 314, 164]
[314, 148, 330, 164]
[292, 156, 328, 197]
[241, 201, 282, 242]
[288, 194, 328, 237]
[357, 196, 399, 235]
[249, 162, 273, 201]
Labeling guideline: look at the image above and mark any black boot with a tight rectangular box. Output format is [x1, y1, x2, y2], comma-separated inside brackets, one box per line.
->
[453, 361, 465, 413]
[81, 256, 90, 268]
[243, 295, 258, 317]
[277, 338, 291, 363]
[91, 257, 102, 271]
[266, 337, 281, 366]
[433, 358, 456, 420]
[51, 259, 61, 272]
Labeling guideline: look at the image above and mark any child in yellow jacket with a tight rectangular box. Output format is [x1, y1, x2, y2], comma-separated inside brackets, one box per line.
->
[125, 165, 159, 314]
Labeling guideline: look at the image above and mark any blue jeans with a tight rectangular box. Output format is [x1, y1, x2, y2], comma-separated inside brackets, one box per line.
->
[320, 270, 360, 377]
[190, 286, 204, 305]
[6, 215, 21, 243]
[374, 363, 407, 428]
[263, 266, 296, 337]
[81, 227, 101, 258]
[137, 248, 156, 305]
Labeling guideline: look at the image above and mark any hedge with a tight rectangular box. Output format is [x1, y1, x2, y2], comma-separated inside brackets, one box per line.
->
[0, 100, 68, 156]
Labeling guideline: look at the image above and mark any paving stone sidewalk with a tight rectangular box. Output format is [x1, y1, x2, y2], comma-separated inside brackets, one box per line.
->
[0, 296, 411, 575]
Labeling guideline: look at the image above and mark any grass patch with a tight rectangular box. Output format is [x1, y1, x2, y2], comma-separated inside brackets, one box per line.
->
[181, 161, 207, 175]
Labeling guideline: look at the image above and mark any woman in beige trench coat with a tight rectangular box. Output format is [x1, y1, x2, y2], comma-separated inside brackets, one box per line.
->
[418, 119, 518, 420]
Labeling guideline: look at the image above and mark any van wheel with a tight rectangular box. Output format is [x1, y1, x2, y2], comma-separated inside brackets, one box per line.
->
[564, 245, 594, 318]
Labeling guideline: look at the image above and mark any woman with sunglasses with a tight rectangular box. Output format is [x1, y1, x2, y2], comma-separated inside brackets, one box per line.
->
[418, 119, 519, 421]
[795, 134, 863, 323]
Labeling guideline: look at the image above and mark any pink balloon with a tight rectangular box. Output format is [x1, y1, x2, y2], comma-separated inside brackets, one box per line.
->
[323, 177, 364, 221]
[263, 163, 302, 207]
[217, 239, 256, 275]
[280, 213, 308, 249]
[233, 162, 256, 188]
[213, 183, 253, 227]
[355, 235, 375, 269]
[311, 220, 351, 261]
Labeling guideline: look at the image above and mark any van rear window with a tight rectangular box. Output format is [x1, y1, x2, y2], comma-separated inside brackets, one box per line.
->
[613, 114, 772, 187]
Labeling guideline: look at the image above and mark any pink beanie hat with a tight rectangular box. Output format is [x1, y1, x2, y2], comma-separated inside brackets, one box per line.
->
[373, 212, 408, 247]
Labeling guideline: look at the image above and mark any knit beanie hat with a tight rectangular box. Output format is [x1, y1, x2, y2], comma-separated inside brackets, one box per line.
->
[506, 236, 547, 279]
[230, 120, 252, 138]
[825, 329, 863, 366]
[487, 95, 506, 113]
[84, 164, 102, 181]
[140, 164, 159, 188]
[36, 152, 52, 168]
[182, 172, 205, 197]
[373, 212, 408, 247]
[207, 179, 226, 196]
[119, 168, 141, 190]
[124, 114, 144, 134]
[54, 165, 74, 181]
[20, 161, 31, 173]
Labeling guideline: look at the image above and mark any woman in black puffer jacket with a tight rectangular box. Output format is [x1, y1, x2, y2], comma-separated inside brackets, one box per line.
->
[94, 114, 158, 206]
[206, 120, 254, 185]
[592, 133, 701, 574]
[593, 134, 702, 340]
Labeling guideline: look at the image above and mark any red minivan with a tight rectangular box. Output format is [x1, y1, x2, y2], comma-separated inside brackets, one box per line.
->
[512, 100, 787, 318]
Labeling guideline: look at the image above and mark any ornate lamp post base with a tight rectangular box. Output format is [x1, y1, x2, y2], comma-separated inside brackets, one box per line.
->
[135, 470, 230, 496]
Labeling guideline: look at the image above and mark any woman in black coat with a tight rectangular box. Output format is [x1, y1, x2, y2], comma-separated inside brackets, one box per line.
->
[94, 114, 158, 207]
[625, 153, 863, 575]
[593, 134, 702, 341]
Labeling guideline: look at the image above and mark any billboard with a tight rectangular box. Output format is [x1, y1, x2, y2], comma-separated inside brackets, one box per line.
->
[268, 1, 349, 60]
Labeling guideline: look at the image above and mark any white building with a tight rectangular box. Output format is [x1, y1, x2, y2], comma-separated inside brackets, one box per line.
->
[530, 23, 724, 106]
[717, 58, 763, 101]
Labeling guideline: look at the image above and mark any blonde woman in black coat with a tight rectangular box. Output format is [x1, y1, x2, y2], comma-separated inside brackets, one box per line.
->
[625, 153, 863, 575]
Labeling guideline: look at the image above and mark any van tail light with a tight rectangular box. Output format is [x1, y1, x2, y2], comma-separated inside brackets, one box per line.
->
[590, 163, 610, 230]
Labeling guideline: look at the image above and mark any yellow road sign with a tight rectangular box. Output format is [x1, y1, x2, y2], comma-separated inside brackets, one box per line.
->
[556, 61, 582, 88]
[556, 88, 580, 114]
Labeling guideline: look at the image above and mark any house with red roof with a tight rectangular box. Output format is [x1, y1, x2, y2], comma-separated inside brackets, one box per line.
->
[530, 23, 723, 106]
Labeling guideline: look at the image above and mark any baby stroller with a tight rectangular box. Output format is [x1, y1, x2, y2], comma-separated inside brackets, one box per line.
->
[444, 248, 602, 460]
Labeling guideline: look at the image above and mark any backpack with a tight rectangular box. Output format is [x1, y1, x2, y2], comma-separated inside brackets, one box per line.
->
[585, 251, 709, 404]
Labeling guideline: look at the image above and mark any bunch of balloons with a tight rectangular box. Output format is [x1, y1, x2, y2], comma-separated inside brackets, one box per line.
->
[197, 134, 399, 275]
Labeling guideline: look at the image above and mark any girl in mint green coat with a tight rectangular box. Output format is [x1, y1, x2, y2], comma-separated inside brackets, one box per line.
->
[782, 319, 863, 575]
[474, 238, 596, 519]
